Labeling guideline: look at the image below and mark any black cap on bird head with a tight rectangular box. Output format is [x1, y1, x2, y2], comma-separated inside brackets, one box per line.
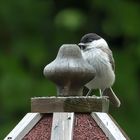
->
[78, 33, 101, 50]
[80, 33, 101, 43]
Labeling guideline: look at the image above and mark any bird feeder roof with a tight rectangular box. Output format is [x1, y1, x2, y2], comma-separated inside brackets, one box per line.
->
[5, 113, 130, 140]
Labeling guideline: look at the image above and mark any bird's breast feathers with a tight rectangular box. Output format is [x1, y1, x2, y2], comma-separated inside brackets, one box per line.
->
[82, 48, 115, 89]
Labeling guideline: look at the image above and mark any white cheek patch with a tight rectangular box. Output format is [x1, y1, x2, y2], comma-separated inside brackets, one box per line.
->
[91, 38, 109, 48]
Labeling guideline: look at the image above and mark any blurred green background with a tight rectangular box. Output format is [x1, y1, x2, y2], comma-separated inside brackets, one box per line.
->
[0, 0, 140, 139]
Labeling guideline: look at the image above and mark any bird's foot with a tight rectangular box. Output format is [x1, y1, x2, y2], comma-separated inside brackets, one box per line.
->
[86, 89, 93, 96]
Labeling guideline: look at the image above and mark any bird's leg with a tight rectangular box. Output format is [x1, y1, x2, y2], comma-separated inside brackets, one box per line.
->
[86, 89, 93, 96]
[99, 89, 106, 97]
[99, 89, 102, 97]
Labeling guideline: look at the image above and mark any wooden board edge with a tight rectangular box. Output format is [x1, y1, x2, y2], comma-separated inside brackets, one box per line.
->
[91, 112, 129, 140]
[108, 114, 131, 140]
[51, 112, 74, 140]
[102, 97, 109, 112]
[4, 113, 42, 140]
[31, 96, 109, 113]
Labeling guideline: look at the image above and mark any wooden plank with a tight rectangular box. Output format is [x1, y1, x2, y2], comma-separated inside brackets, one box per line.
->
[4, 113, 42, 140]
[91, 112, 130, 140]
[51, 113, 74, 140]
[31, 96, 109, 113]
[108, 114, 130, 140]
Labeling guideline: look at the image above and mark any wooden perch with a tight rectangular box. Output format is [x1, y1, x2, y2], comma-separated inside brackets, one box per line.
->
[31, 96, 109, 113]
[34, 44, 110, 112]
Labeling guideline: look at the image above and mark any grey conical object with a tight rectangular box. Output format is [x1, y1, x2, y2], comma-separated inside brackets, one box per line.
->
[44, 44, 96, 96]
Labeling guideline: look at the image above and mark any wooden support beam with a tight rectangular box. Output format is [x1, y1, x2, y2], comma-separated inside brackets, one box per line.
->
[51, 113, 74, 140]
[4, 113, 42, 140]
[31, 96, 109, 113]
[91, 113, 130, 140]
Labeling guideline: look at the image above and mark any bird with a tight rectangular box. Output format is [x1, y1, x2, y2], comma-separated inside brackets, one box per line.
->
[78, 33, 121, 107]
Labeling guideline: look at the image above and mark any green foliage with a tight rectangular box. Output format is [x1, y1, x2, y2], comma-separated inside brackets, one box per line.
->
[0, 0, 140, 139]
[55, 9, 86, 31]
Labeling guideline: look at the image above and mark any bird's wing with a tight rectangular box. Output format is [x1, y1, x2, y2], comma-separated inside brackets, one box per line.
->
[108, 50, 115, 71]
[98, 47, 115, 71]
[103, 87, 121, 107]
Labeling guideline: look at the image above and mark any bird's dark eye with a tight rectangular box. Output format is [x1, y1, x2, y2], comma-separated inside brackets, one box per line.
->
[80, 45, 86, 50]
[87, 38, 93, 42]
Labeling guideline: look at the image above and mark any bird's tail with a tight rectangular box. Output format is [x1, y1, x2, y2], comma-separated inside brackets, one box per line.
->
[103, 87, 121, 107]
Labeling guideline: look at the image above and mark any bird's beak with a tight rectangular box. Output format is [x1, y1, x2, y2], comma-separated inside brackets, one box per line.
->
[78, 43, 85, 46]
[78, 43, 86, 50]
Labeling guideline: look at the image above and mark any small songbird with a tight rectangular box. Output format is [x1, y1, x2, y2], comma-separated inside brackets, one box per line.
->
[78, 33, 121, 107]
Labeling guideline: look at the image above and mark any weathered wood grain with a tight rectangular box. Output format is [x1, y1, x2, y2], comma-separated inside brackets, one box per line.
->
[31, 96, 109, 113]
[43, 44, 95, 96]
[91, 112, 130, 140]
[51, 113, 74, 140]
[4, 113, 42, 140]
